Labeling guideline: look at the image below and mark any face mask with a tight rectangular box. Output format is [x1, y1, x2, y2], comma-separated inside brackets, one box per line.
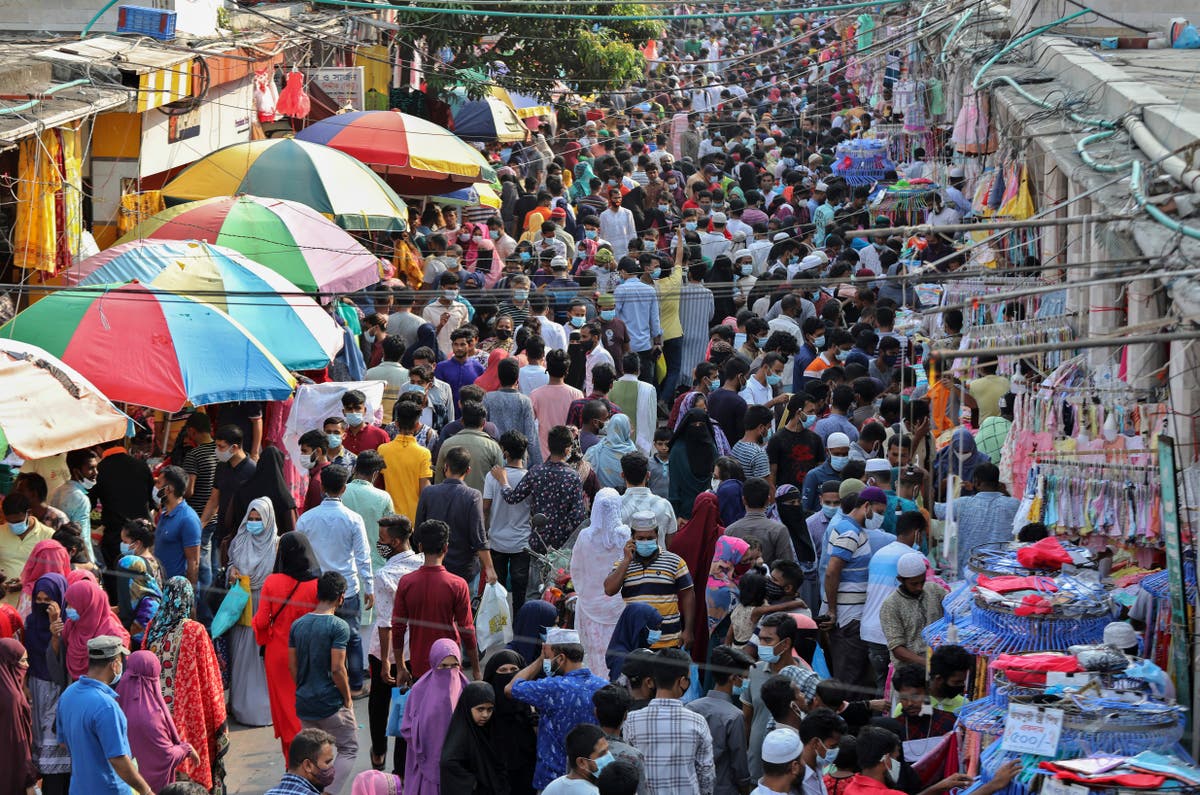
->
[214, 448, 234, 463]
[887, 758, 902, 784]
[570, 316, 586, 328]
[519, 251, 531, 261]
[865, 512, 884, 530]
[645, 629, 662, 645]
[80, 477, 97, 491]
[812, 335, 826, 348]
[376, 540, 395, 559]
[740, 263, 754, 276]
[635, 540, 658, 557]
[757, 643, 781, 664]
[600, 309, 616, 321]
[8, 519, 27, 535]
[513, 289, 529, 302]
[246, 520, 266, 535]
[443, 289, 459, 301]
[119, 541, 134, 555]
[312, 763, 336, 791]
[299, 455, 317, 470]
[766, 373, 782, 386]
[658, 204, 670, 213]
[344, 413, 364, 427]
[821, 504, 838, 518]
[327, 433, 343, 449]
[65, 607, 80, 622]
[685, 221, 698, 232]
[764, 579, 785, 601]
[803, 414, 817, 429]
[830, 455, 849, 472]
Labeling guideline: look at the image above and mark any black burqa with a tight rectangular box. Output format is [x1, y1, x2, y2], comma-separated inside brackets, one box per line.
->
[439, 681, 511, 795]
[484, 651, 537, 794]
[228, 446, 296, 535]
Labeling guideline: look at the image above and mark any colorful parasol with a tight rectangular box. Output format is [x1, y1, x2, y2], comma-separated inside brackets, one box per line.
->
[451, 95, 528, 142]
[0, 340, 129, 458]
[110, 195, 381, 296]
[73, 240, 343, 371]
[295, 110, 496, 196]
[434, 182, 501, 210]
[161, 139, 409, 232]
[0, 281, 296, 412]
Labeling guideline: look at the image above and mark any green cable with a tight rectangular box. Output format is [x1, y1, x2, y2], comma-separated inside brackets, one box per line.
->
[311, 0, 910, 22]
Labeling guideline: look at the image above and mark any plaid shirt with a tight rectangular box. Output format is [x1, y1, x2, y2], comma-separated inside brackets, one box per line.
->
[265, 774, 321, 795]
[624, 698, 716, 795]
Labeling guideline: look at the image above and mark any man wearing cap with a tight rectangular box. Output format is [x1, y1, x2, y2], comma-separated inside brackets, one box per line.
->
[605, 514, 694, 649]
[57, 635, 156, 795]
[862, 512, 929, 692]
[879, 551, 947, 665]
[821, 490, 877, 688]
[506, 627, 609, 790]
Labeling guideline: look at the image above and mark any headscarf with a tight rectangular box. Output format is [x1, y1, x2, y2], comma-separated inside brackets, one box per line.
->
[142, 576, 193, 655]
[274, 532, 320, 582]
[670, 491, 725, 662]
[401, 638, 470, 795]
[229, 447, 296, 536]
[402, 324, 444, 368]
[716, 478, 746, 526]
[228, 497, 280, 590]
[439, 681, 509, 795]
[351, 770, 403, 795]
[571, 488, 631, 626]
[474, 348, 510, 392]
[117, 555, 163, 607]
[482, 649, 537, 773]
[62, 579, 129, 680]
[583, 414, 638, 490]
[116, 651, 192, 792]
[507, 600, 558, 665]
[19, 539, 70, 600]
[933, 427, 989, 483]
[25, 573, 65, 681]
[605, 602, 663, 682]
[0, 638, 34, 794]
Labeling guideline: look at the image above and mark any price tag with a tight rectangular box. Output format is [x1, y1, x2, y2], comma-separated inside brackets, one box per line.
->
[1041, 779, 1088, 795]
[1000, 703, 1064, 757]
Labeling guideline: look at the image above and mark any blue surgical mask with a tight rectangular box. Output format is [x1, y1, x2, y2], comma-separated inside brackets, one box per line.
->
[757, 643, 781, 664]
[830, 455, 849, 472]
[65, 607, 80, 622]
[600, 309, 616, 321]
[635, 540, 658, 557]
[645, 629, 663, 645]
[766, 374, 782, 386]
[344, 412, 364, 427]
[570, 316, 586, 328]
[327, 433, 343, 449]
[246, 520, 266, 535]
[119, 541, 134, 555]
[812, 335, 826, 348]
[821, 504, 838, 518]
[802, 414, 817, 429]
[8, 519, 28, 535]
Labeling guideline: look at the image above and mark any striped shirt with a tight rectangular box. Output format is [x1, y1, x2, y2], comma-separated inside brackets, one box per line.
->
[826, 515, 870, 626]
[615, 550, 693, 648]
[731, 441, 770, 480]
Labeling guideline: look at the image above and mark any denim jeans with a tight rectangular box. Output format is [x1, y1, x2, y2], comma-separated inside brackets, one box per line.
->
[336, 594, 365, 690]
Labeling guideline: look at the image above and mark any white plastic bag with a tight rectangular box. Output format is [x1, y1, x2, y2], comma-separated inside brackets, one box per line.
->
[474, 582, 513, 652]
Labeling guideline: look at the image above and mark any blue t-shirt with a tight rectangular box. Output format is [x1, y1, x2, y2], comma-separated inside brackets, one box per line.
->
[56, 677, 132, 795]
[156, 501, 202, 580]
[289, 612, 351, 721]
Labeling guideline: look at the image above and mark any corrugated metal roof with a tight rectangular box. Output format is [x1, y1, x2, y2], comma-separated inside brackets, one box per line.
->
[0, 83, 130, 147]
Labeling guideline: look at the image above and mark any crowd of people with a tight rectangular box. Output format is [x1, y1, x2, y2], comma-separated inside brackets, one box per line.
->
[0, 3, 1105, 795]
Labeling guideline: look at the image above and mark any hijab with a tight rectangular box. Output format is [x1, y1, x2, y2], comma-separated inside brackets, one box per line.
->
[62, 579, 130, 680]
[401, 638, 470, 793]
[716, 478, 746, 526]
[606, 602, 663, 682]
[0, 637, 34, 794]
[583, 414, 638, 490]
[440, 681, 509, 795]
[116, 650, 192, 792]
[274, 531, 320, 582]
[402, 324, 444, 368]
[229, 497, 280, 590]
[143, 576, 193, 655]
[230, 447, 296, 535]
[507, 600, 558, 665]
[483, 650, 537, 767]
[933, 427, 989, 483]
[474, 348, 510, 392]
[19, 539, 70, 600]
[25, 573, 65, 681]
[351, 770, 403, 795]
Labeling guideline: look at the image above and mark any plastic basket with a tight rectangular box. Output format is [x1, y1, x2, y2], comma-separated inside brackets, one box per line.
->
[117, 5, 177, 40]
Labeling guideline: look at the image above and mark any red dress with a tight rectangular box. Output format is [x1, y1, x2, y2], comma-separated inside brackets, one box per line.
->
[253, 574, 318, 758]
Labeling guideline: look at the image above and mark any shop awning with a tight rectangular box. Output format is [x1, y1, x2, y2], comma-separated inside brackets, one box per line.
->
[0, 83, 130, 148]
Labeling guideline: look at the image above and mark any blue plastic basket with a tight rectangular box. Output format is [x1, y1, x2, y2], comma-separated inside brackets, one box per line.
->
[117, 5, 177, 40]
